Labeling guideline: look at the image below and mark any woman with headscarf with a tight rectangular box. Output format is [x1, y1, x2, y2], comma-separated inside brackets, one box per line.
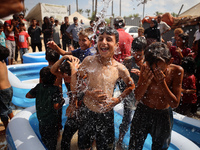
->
[144, 19, 160, 46]
[42, 16, 53, 51]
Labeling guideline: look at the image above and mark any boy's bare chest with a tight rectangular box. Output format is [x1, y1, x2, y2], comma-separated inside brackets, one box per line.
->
[86, 65, 119, 87]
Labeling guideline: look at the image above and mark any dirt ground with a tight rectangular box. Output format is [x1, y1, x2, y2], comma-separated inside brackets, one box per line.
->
[1, 41, 200, 149]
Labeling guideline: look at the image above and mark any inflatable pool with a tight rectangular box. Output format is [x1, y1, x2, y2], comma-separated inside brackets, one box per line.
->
[6, 103, 200, 150]
[7, 63, 68, 107]
[23, 52, 47, 63]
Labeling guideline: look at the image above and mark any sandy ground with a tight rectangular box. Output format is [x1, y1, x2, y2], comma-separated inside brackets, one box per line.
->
[1, 41, 200, 149]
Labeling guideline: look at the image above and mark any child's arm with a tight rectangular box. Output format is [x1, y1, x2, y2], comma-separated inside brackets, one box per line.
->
[134, 64, 154, 101]
[50, 55, 80, 78]
[153, 66, 184, 108]
[54, 98, 65, 110]
[47, 41, 72, 56]
[26, 92, 35, 98]
[181, 89, 196, 94]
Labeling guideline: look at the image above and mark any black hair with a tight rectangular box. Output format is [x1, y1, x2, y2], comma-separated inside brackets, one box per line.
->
[40, 66, 56, 85]
[90, 20, 94, 24]
[144, 42, 171, 69]
[19, 22, 25, 26]
[132, 37, 147, 52]
[99, 26, 119, 43]
[0, 21, 3, 28]
[0, 45, 9, 61]
[113, 18, 125, 29]
[178, 33, 189, 48]
[181, 56, 196, 75]
[59, 58, 71, 76]
[45, 48, 60, 63]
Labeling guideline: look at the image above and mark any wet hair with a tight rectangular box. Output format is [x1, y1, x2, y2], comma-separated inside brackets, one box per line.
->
[181, 57, 196, 75]
[40, 66, 56, 85]
[60, 58, 71, 76]
[45, 48, 60, 63]
[144, 42, 171, 69]
[99, 26, 119, 43]
[174, 28, 183, 35]
[0, 45, 9, 61]
[78, 28, 94, 41]
[132, 37, 147, 52]
[178, 33, 189, 48]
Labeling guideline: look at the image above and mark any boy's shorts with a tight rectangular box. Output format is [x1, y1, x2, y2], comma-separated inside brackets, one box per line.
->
[78, 106, 114, 150]
[129, 103, 173, 150]
[20, 48, 28, 59]
[6, 40, 16, 59]
[0, 87, 13, 121]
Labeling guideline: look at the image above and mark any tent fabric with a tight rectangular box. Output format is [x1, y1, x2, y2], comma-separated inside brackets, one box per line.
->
[142, 2, 200, 29]
[68, 12, 90, 26]
[25, 3, 91, 26]
[25, 3, 68, 26]
[179, 2, 200, 17]
[142, 13, 174, 26]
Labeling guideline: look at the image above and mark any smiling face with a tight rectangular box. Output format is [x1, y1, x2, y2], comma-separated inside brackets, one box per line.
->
[97, 32, 118, 58]
[78, 35, 92, 50]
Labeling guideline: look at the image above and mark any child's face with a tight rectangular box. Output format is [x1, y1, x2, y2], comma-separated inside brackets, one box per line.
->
[176, 37, 183, 47]
[97, 32, 118, 58]
[138, 30, 144, 37]
[150, 21, 155, 28]
[192, 42, 198, 52]
[78, 35, 92, 50]
[68, 45, 74, 51]
[0, 27, 3, 33]
[133, 51, 144, 62]
[19, 25, 24, 30]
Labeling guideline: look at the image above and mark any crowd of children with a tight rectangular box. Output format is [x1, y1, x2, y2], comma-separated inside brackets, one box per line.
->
[1, 13, 200, 150]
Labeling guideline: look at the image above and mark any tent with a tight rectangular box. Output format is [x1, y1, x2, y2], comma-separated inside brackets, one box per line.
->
[68, 11, 91, 26]
[25, 3, 68, 26]
[179, 2, 200, 17]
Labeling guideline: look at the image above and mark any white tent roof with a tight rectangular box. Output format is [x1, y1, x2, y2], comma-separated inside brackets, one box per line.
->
[179, 2, 200, 17]
[69, 12, 90, 26]
[25, 3, 68, 26]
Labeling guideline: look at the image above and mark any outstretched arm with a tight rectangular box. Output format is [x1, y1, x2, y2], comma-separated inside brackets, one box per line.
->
[47, 41, 72, 56]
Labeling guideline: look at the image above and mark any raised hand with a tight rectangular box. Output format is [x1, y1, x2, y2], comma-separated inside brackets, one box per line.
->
[153, 68, 166, 84]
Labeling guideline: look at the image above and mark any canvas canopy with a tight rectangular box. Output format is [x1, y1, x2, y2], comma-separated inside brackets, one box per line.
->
[179, 2, 200, 17]
[68, 11, 91, 26]
[25, 3, 68, 26]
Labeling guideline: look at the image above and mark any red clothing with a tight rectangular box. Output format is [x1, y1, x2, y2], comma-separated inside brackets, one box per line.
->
[182, 75, 197, 104]
[4, 20, 15, 41]
[17, 31, 29, 48]
[114, 28, 133, 63]
[170, 46, 191, 65]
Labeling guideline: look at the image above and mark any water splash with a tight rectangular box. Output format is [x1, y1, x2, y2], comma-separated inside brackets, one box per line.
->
[91, 0, 113, 53]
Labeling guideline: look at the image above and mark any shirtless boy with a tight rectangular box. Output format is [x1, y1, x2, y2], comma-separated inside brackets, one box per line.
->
[128, 42, 184, 150]
[69, 27, 135, 150]
[0, 45, 14, 129]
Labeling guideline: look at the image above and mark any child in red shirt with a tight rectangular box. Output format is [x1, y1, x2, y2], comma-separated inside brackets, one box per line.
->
[17, 22, 29, 63]
[179, 57, 197, 115]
